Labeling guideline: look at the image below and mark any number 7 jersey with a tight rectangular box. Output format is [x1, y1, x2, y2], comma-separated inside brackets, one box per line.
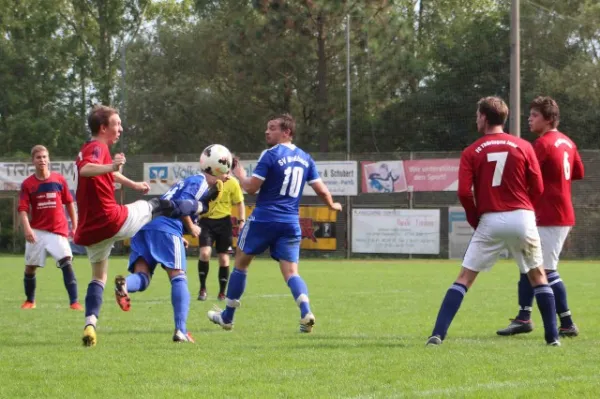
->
[458, 132, 543, 227]
[250, 143, 321, 223]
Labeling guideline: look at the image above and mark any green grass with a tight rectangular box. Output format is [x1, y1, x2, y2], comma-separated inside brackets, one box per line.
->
[1, 255, 599, 398]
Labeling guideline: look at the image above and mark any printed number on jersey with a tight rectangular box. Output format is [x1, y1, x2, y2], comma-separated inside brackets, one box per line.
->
[486, 151, 508, 187]
[280, 166, 304, 198]
[163, 181, 184, 200]
[563, 152, 570, 180]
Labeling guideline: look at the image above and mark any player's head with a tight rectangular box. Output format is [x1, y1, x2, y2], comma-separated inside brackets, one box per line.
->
[265, 113, 295, 147]
[476, 97, 508, 133]
[87, 105, 122, 145]
[31, 145, 49, 171]
[528, 96, 559, 135]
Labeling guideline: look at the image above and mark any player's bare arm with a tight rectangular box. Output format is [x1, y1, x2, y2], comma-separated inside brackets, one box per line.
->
[232, 160, 263, 195]
[235, 200, 246, 229]
[310, 180, 342, 212]
[66, 202, 78, 235]
[182, 216, 200, 238]
[18, 211, 36, 243]
[113, 171, 150, 194]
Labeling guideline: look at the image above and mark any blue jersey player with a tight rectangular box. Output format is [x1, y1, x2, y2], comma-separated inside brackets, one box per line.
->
[113, 172, 223, 343]
[207, 114, 342, 333]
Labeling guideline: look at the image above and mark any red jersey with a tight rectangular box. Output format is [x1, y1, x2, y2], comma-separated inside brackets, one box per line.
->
[533, 130, 584, 226]
[18, 172, 73, 237]
[74, 140, 128, 246]
[458, 133, 544, 229]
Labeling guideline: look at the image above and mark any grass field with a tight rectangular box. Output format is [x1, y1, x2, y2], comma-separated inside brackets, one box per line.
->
[1, 255, 599, 398]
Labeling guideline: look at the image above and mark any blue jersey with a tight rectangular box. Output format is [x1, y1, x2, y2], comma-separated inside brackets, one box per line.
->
[251, 143, 320, 223]
[141, 174, 209, 236]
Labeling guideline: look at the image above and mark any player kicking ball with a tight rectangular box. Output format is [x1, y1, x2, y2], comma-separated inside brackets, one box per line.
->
[206, 114, 342, 333]
[496, 96, 584, 338]
[426, 97, 560, 347]
[113, 147, 229, 343]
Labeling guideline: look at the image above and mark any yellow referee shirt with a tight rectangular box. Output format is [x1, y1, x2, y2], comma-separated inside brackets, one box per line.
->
[207, 177, 244, 219]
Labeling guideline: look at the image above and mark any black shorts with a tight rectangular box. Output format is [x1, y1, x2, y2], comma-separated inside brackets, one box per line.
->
[199, 216, 233, 254]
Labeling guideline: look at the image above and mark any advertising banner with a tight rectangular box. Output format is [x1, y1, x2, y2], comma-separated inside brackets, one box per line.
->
[0, 161, 77, 191]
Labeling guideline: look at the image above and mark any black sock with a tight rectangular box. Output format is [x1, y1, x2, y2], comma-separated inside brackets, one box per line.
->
[24, 272, 36, 302]
[198, 260, 209, 290]
[60, 262, 79, 305]
[218, 266, 230, 295]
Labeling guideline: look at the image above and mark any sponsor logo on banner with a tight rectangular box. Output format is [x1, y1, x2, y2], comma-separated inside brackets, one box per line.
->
[448, 206, 474, 259]
[0, 162, 76, 191]
[303, 161, 358, 196]
[361, 159, 459, 193]
[352, 208, 440, 254]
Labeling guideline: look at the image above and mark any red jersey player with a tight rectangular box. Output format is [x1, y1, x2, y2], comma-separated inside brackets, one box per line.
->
[18, 145, 82, 310]
[78, 105, 221, 347]
[497, 96, 584, 338]
[426, 96, 560, 347]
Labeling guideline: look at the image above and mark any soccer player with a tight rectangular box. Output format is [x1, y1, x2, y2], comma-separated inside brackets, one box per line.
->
[114, 172, 223, 343]
[18, 145, 82, 310]
[497, 96, 584, 338]
[206, 113, 342, 333]
[426, 96, 560, 346]
[76, 105, 217, 347]
[197, 173, 245, 301]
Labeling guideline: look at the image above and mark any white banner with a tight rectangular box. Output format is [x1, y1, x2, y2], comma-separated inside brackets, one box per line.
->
[0, 161, 77, 191]
[352, 208, 440, 254]
[448, 206, 474, 259]
[144, 160, 358, 196]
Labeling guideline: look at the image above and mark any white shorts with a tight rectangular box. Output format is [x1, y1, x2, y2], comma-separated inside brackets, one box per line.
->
[25, 229, 73, 267]
[463, 210, 543, 274]
[538, 226, 571, 271]
[85, 200, 153, 263]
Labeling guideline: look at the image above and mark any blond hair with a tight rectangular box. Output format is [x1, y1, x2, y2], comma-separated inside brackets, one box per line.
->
[31, 145, 49, 159]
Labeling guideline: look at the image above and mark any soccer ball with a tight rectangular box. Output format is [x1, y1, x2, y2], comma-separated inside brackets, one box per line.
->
[200, 144, 233, 176]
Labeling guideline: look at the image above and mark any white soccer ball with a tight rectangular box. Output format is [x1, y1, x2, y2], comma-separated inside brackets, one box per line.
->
[200, 144, 233, 177]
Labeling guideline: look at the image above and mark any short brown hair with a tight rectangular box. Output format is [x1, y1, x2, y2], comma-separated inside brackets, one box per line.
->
[477, 96, 509, 126]
[31, 145, 48, 159]
[272, 113, 296, 136]
[88, 104, 119, 136]
[530, 96, 559, 128]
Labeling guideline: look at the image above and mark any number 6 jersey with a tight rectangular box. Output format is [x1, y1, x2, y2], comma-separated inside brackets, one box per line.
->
[533, 130, 584, 226]
[458, 132, 544, 229]
[250, 143, 321, 223]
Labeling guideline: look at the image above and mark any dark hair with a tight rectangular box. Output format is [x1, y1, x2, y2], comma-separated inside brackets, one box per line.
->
[87, 104, 119, 136]
[530, 96, 559, 128]
[477, 96, 509, 126]
[271, 113, 296, 136]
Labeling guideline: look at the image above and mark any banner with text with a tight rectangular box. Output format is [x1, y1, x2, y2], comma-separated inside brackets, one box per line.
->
[448, 206, 474, 259]
[352, 208, 440, 254]
[144, 160, 358, 196]
[361, 159, 459, 193]
[0, 161, 77, 191]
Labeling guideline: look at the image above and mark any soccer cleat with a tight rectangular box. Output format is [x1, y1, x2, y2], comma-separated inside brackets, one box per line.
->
[426, 335, 443, 346]
[207, 306, 234, 331]
[197, 289, 207, 301]
[70, 302, 83, 311]
[496, 319, 534, 336]
[217, 293, 226, 301]
[173, 329, 195, 343]
[299, 313, 316, 333]
[21, 301, 36, 309]
[559, 324, 579, 338]
[547, 340, 561, 347]
[114, 275, 131, 311]
[82, 324, 97, 347]
[148, 197, 177, 215]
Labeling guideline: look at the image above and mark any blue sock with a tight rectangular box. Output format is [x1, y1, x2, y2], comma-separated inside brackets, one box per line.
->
[287, 275, 311, 318]
[24, 273, 36, 302]
[431, 283, 468, 340]
[516, 273, 534, 321]
[126, 272, 150, 293]
[171, 274, 190, 334]
[221, 268, 247, 323]
[547, 271, 573, 328]
[84, 280, 105, 320]
[60, 263, 78, 304]
[533, 284, 558, 343]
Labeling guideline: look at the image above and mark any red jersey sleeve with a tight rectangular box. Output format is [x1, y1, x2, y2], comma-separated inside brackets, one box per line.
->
[60, 174, 74, 204]
[18, 183, 30, 213]
[533, 139, 547, 168]
[572, 148, 584, 181]
[458, 149, 479, 229]
[77, 142, 106, 168]
[526, 144, 544, 204]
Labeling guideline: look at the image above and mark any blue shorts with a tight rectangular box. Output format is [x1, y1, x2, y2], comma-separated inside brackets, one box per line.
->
[128, 230, 187, 274]
[237, 220, 301, 263]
